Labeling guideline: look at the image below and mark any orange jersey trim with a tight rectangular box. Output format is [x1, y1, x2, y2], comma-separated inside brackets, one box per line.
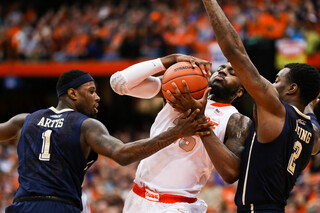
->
[132, 183, 197, 204]
[211, 102, 232, 107]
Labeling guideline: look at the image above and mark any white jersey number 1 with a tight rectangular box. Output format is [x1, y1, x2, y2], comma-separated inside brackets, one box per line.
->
[39, 129, 52, 161]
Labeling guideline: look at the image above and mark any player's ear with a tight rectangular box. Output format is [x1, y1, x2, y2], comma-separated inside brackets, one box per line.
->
[237, 86, 245, 98]
[67, 88, 78, 100]
[287, 83, 298, 95]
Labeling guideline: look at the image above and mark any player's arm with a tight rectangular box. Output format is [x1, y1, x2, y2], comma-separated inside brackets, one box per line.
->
[201, 113, 251, 184]
[110, 54, 211, 99]
[304, 95, 320, 155]
[82, 110, 212, 166]
[201, 0, 285, 141]
[312, 125, 320, 155]
[0, 113, 28, 142]
[201, 0, 281, 109]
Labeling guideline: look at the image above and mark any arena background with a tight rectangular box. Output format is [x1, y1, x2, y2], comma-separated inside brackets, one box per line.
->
[0, 0, 320, 212]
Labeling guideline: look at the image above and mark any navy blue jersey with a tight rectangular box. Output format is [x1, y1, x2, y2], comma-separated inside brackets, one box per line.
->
[235, 102, 315, 212]
[13, 107, 98, 210]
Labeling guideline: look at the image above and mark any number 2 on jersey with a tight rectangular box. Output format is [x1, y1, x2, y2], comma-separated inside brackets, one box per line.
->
[39, 129, 52, 161]
[287, 141, 302, 175]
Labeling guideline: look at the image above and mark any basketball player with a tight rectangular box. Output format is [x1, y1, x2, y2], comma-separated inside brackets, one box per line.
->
[0, 69, 212, 213]
[110, 53, 251, 212]
[167, 0, 320, 212]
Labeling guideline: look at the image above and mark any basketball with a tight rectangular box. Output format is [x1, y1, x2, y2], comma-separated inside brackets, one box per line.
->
[161, 62, 208, 102]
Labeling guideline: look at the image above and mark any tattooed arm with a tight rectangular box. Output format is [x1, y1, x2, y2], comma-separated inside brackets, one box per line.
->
[81, 110, 212, 165]
[202, 0, 285, 142]
[201, 113, 251, 184]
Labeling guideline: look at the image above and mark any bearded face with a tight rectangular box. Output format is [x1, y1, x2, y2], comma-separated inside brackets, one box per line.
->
[208, 63, 243, 102]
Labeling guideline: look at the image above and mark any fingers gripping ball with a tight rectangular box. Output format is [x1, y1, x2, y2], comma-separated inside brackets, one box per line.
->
[161, 62, 208, 102]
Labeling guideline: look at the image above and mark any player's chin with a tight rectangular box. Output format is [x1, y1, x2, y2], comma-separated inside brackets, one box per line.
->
[213, 80, 226, 89]
[88, 109, 98, 118]
[89, 112, 98, 119]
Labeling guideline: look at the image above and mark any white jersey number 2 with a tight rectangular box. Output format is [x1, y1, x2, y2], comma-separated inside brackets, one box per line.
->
[287, 141, 302, 175]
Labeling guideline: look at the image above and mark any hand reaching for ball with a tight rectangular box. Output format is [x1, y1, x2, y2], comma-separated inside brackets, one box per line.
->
[166, 80, 211, 116]
[160, 54, 212, 76]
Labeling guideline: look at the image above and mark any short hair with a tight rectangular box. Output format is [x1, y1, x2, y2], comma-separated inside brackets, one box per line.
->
[285, 63, 320, 105]
[56, 69, 91, 97]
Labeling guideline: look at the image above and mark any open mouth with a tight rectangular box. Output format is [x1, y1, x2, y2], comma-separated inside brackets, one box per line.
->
[94, 104, 99, 113]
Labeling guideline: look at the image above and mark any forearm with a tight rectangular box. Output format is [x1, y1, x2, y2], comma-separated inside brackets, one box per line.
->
[201, 129, 240, 184]
[202, 0, 246, 57]
[160, 54, 180, 68]
[306, 113, 320, 155]
[113, 128, 180, 165]
[110, 58, 165, 98]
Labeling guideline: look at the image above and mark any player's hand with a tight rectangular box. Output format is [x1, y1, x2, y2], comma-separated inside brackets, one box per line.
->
[175, 54, 212, 76]
[304, 93, 320, 114]
[173, 109, 212, 137]
[166, 80, 211, 116]
[161, 54, 212, 76]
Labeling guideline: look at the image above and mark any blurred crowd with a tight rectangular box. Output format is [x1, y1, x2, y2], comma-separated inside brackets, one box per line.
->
[0, 0, 319, 62]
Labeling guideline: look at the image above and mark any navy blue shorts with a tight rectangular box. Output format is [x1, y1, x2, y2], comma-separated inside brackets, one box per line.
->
[237, 203, 284, 213]
[5, 201, 81, 213]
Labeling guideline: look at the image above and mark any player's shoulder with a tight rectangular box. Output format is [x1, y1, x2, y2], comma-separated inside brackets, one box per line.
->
[228, 113, 252, 130]
[82, 118, 107, 132]
[11, 113, 29, 126]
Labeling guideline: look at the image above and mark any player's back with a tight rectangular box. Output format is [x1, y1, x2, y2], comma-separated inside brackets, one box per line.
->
[235, 102, 315, 212]
[14, 107, 97, 210]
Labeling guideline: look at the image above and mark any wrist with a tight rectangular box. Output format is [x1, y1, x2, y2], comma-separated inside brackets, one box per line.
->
[161, 54, 179, 68]
[167, 126, 182, 140]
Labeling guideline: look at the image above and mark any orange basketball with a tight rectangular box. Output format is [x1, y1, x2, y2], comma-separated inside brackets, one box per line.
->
[161, 62, 208, 102]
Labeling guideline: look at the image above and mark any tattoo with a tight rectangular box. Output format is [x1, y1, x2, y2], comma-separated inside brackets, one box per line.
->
[225, 113, 251, 158]
[202, 0, 242, 49]
[87, 124, 118, 156]
[124, 129, 178, 160]
[85, 117, 181, 165]
[239, 58, 270, 94]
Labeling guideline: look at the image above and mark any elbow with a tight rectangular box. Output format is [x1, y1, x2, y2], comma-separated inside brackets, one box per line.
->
[110, 72, 128, 95]
[111, 149, 135, 166]
[113, 157, 132, 166]
[223, 175, 238, 185]
[220, 170, 239, 184]
[117, 159, 131, 166]
[112, 154, 133, 166]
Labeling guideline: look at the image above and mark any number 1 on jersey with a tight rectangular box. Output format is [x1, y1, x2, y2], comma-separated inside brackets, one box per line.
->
[39, 129, 52, 161]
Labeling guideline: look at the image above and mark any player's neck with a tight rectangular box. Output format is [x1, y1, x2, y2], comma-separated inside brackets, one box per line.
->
[288, 101, 306, 113]
[209, 94, 232, 104]
[282, 96, 306, 113]
[56, 100, 74, 111]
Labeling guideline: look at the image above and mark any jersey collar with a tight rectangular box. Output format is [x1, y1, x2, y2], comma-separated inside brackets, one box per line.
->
[49, 106, 74, 114]
[291, 105, 310, 120]
[210, 102, 232, 107]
